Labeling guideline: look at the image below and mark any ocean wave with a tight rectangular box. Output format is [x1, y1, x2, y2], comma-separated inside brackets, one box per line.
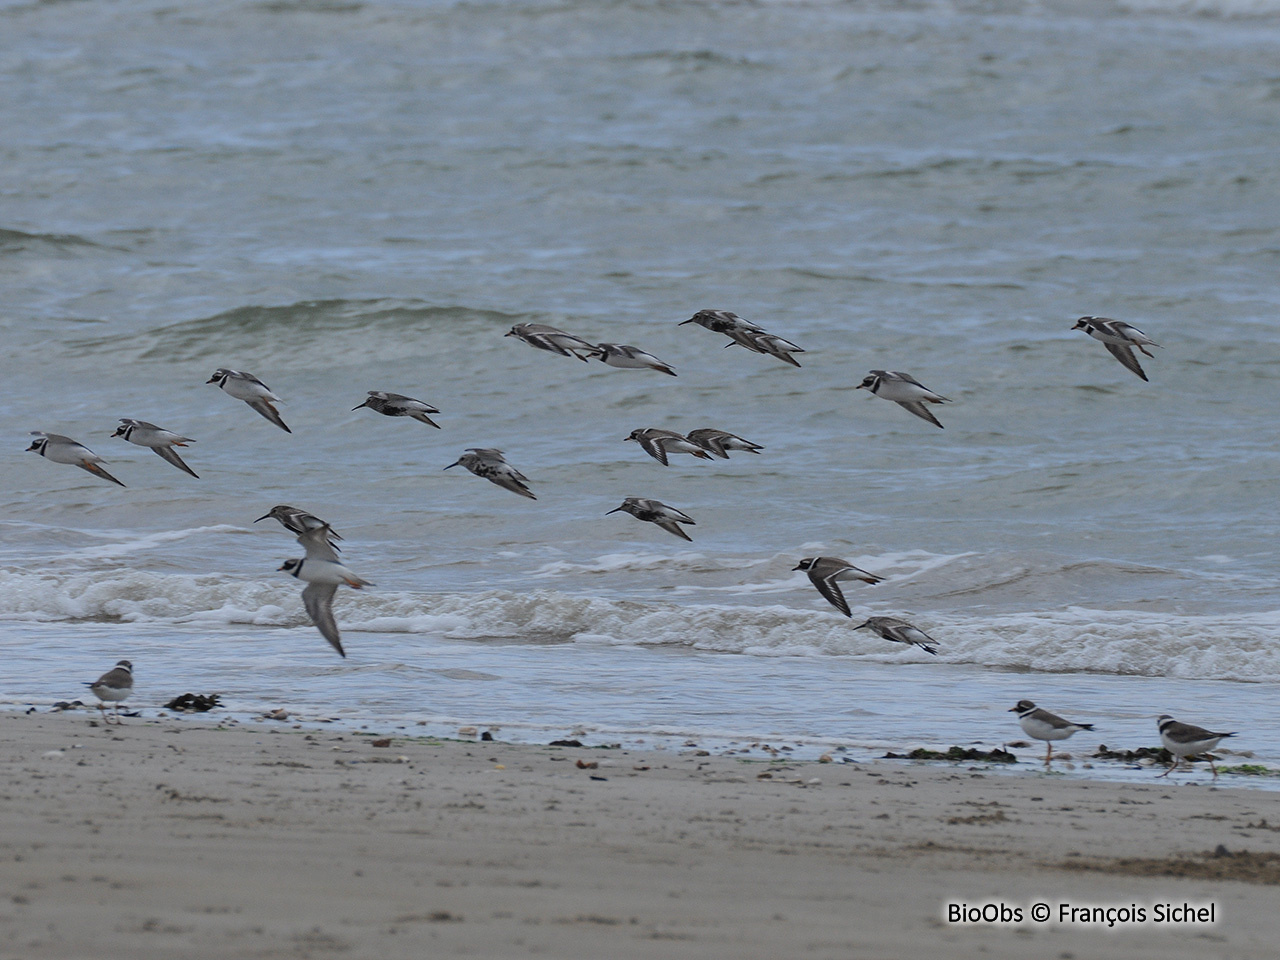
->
[3, 569, 1279, 681]
[0, 228, 105, 254]
[62, 299, 537, 364]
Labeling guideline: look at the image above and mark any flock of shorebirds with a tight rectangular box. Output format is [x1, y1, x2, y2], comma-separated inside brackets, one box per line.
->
[31, 308, 1238, 777]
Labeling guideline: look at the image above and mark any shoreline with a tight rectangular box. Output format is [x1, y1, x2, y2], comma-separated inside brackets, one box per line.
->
[3, 711, 1279, 958]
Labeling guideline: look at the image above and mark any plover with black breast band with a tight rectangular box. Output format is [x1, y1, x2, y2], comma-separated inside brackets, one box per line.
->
[1071, 316, 1160, 382]
[27, 432, 127, 487]
[1157, 714, 1237, 780]
[111, 419, 199, 478]
[855, 370, 952, 429]
[1010, 700, 1094, 767]
[206, 368, 291, 433]
[86, 660, 133, 723]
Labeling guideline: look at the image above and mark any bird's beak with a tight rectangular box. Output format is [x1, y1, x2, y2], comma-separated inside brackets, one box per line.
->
[605, 507, 623, 515]
[253, 514, 271, 523]
[443, 461, 460, 470]
[25, 442, 39, 452]
[205, 375, 218, 383]
[852, 620, 870, 630]
[1007, 706, 1020, 713]
[277, 562, 290, 571]
[350, 403, 365, 411]
[791, 563, 803, 570]
[678, 318, 694, 325]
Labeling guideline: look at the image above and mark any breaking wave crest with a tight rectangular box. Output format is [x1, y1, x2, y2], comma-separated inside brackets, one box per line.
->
[3, 568, 1279, 682]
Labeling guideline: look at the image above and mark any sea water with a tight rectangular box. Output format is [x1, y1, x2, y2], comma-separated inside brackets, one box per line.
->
[4, 0, 1280, 781]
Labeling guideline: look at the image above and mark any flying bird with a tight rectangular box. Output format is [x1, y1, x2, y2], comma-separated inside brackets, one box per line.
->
[607, 497, 696, 541]
[586, 343, 677, 376]
[855, 370, 951, 429]
[353, 391, 441, 428]
[504, 323, 597, 361]
[793, 556, 883, 618]
[1072, 316, 1160, 382]
[278, 525, 373, 658]
[256, 505, 343, 551]
[111, 419, 199, 478]
[853, 616, 939, 655]
[206, 369, 291, 433]
[27, 432, 126, 487]
[685, 428, 764, 459]
[626, 428, 714, 466]
[445, 448, 536, 499]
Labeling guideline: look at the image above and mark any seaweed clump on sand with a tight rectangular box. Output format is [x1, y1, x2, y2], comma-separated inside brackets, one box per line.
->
[164, 693, 222, 712]
[883, 746, 1017, 764]
[1092, 743, 1171, 763]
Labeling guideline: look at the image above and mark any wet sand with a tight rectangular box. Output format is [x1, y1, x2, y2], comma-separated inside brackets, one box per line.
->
[2, 710, 1278, 959]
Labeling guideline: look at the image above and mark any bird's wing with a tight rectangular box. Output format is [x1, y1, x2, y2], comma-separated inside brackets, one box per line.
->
[302, 582, 345, 657]
[1104, 342, 1149, 381]
[152, 445, 200, 478]
[247, 399, 293, 433]
[297, 525, 341, 562]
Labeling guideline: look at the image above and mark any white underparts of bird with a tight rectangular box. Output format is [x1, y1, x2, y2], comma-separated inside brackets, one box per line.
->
[353, 391, 441, 427]
[206, 368, 291, 432]
[444, 448, 536, 499]
[793, 556, 883, 618]
[278, 525, 373, 658]
[255, 505, 343, 550]
[1071, 316, 1160, 382]
[586, 343, 677, 376]
[626, 428, 714, 466]
[1157, 714, 1237, 779]
[111, 419, 199, 477]
[852, 616, 939, 655]
[607, 497, 696, 541]
[1009, 699, 1094, 765]
[504, 323, 597, 361]
[855, 370, 951, 429]
[26, 432, 126, 487]
[685, 428, 764, 459]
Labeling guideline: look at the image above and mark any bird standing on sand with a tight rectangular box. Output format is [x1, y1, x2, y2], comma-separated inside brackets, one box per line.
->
[1157, 714, 1236, 780]
[86, 660, 133, 723]
[1010, 700, 1094, 767]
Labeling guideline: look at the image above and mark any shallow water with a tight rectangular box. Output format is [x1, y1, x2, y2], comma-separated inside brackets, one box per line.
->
[4, 0, 1280, 785]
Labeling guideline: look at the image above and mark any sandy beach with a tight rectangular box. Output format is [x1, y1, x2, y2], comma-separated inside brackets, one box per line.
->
[0, 711, 1277, 959]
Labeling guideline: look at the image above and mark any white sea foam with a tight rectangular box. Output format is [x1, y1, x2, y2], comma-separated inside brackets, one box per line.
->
[4, 569, 1279, 681]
